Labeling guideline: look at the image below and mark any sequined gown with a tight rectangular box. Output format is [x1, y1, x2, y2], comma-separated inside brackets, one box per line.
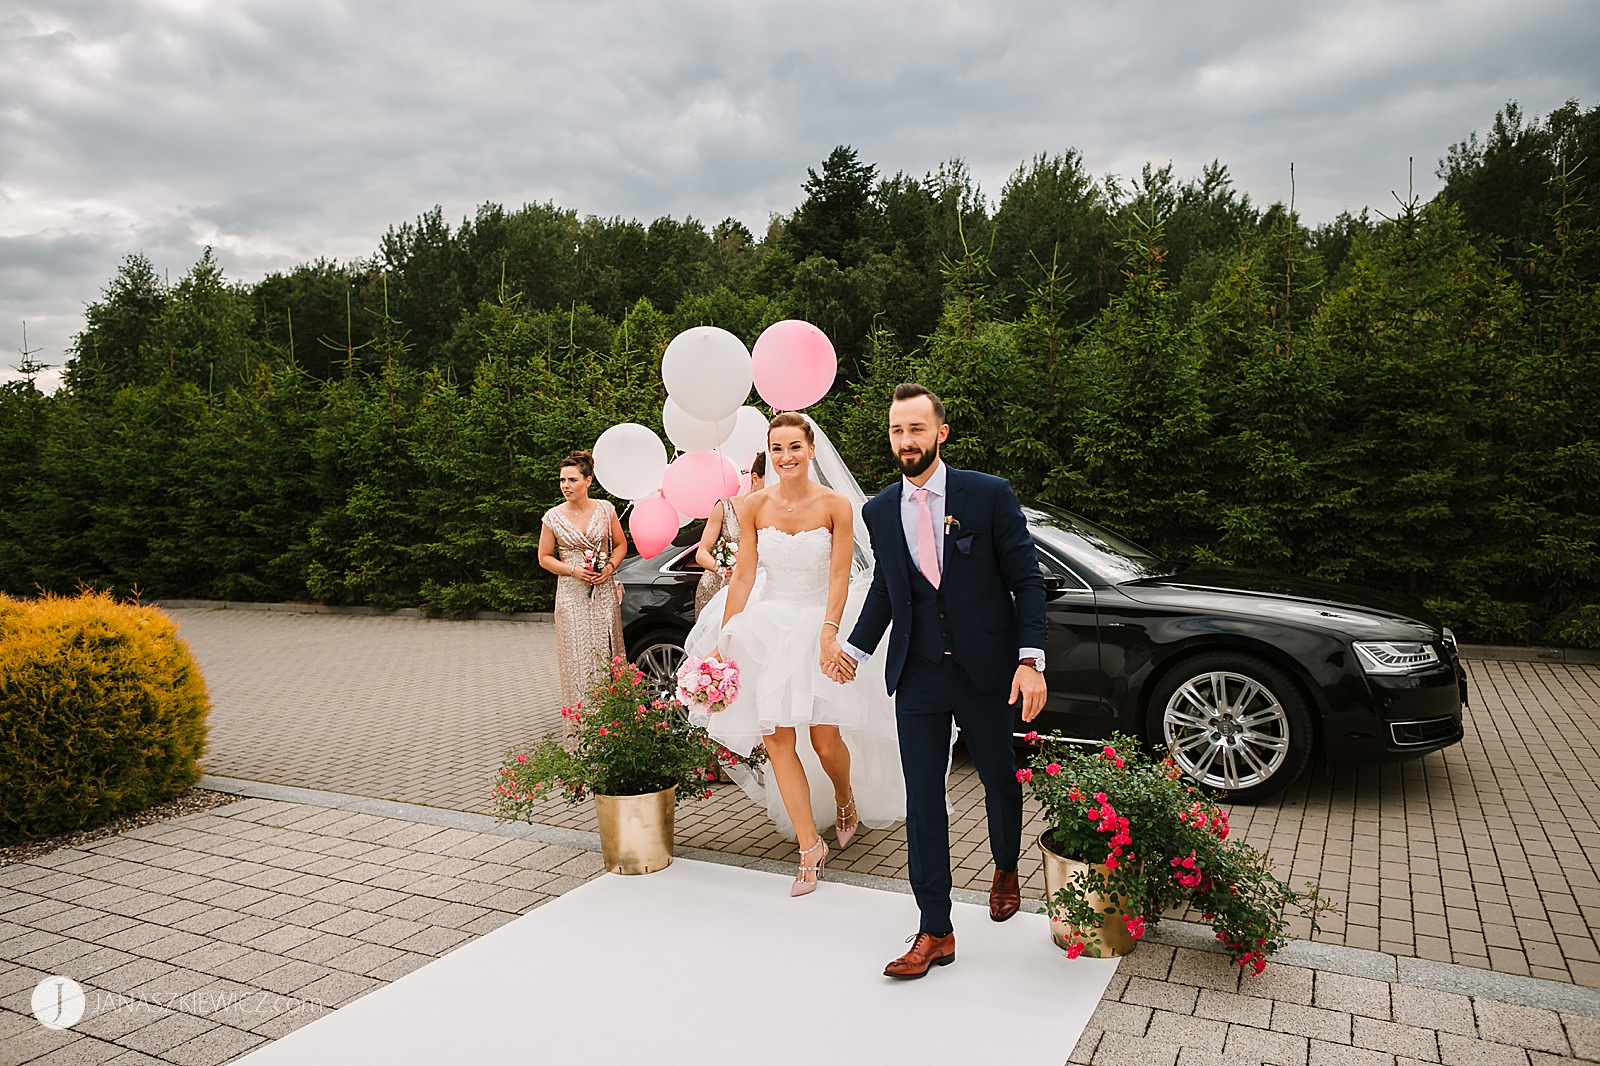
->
[694, 497, 741, 618]
[542, 500, 626, 717]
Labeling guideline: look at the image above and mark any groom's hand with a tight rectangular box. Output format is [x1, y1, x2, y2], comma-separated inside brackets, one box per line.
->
[1010, 665, 1047, 721]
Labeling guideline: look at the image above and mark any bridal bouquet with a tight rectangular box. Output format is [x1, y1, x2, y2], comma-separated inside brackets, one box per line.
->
[675, 656, 739, 714]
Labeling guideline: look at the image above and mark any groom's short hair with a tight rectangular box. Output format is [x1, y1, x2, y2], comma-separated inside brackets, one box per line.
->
[892, 383, 945, 424]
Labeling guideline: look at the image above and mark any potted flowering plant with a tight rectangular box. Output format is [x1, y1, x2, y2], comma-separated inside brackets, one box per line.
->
[494, 656, 763, 874]
[1024, 732, 1330, 973]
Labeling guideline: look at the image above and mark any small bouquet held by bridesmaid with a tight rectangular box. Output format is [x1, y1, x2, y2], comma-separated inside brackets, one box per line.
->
[676, 656, 740, 714]
[711, 540, 737, 573]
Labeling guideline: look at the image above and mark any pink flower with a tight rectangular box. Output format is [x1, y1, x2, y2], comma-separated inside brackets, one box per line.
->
[1123, 915, 1146, 939]
[598, 727, 609, 736]
[1016, 768, 1033, 783]
[1045, 762, 1061, 775]
[1104, 855, 1118, 870]
[1065, 941, 1085, 960]
[1024, 731, 1040, 744]
[515, 754, 527, 764]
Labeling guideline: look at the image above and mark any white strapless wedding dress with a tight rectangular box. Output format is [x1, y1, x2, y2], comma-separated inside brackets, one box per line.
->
[685, 526, 907, 840]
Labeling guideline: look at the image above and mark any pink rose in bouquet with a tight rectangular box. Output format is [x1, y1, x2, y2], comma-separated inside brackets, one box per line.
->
[676, 656, 739, 714]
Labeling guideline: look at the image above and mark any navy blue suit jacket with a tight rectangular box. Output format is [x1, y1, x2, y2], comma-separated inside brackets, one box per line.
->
[847, 466, 1047, 696]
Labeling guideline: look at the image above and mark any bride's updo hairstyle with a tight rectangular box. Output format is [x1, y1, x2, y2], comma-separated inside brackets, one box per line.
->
[767, 412, 815, 446]
[560, 449, 595, 478]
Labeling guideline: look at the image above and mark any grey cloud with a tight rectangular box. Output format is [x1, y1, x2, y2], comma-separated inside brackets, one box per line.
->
[2, 0, 1597, 388]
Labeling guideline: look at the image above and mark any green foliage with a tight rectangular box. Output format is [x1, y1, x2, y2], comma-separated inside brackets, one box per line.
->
[0, 104, 1592, 643]
[491, 657, 764, 809]
[0, 591, 210, 842]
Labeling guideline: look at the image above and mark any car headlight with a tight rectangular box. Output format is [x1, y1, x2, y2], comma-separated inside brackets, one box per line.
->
[1353, 641, 1442, 674]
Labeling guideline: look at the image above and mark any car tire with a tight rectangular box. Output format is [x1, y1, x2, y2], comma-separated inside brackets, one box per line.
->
[631, 628, 689, 707]
[1145, 652, 1313, 803]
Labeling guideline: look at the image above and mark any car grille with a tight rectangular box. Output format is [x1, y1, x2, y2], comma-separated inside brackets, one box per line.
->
[1389, 717, 1461, 747]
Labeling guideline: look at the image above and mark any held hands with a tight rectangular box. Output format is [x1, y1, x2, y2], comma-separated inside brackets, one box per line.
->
[1009, 665, 1048, 721]
[819, 632, 858, 684]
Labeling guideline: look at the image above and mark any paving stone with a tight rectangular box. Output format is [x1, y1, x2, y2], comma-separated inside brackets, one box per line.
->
[1166, 948, 1241, 994]
[1091, 1031, 1181, 1066]
[1193, 987, 1273, 1028]
[22, 1035, 130, 1065]
[1562, 1013, 1600, 1061]
[1474, 998, 1571, 1055]
[1089, 1001, 1151, 1036]
[1120, 976, 1200, 1015]
[161, 1024, 267, 1066]
[1309, 1038, 1395, 1065]
[294, 970, 381, 1009]
[1314, 971, 1391, 1019]
[115, 1011, 219, 1056]
[1392, 983, 1477, 1037]
[1223, 1024, 1310, 1066]
[1435, 1032, 1536, 1065]
[1274, 1001, 1354, 1043]
[1242, 962, 1314, 1005]
[1068, 1027, 1101, 1064]
[1144, 1010, 1227, 1053]
[1354, 1015, 1440, 1060]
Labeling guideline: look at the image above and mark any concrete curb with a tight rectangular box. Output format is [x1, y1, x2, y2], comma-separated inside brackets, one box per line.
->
[160, 600, 1600, 662]
[156, 599, 553, 623]
[200, 773, 1600, 1020]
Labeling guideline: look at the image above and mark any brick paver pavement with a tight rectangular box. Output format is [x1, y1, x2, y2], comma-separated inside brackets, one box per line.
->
[3, 797, 1597, 1066]
[171, 608, 1600, 986]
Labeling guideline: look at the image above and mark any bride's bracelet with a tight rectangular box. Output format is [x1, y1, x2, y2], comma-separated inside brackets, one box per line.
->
[822, 620, 840, 631]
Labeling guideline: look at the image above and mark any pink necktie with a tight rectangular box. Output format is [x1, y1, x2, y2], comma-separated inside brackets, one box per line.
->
[912, 487, 941, 589]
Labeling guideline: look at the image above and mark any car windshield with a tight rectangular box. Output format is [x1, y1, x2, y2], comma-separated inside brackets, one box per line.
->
[1022, 502, 1172, 584]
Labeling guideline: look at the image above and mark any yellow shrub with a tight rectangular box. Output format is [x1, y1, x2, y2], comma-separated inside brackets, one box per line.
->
[0, 591, 211, 842]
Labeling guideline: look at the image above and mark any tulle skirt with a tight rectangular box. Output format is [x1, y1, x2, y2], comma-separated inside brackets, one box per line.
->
[686, 572, 908, 840]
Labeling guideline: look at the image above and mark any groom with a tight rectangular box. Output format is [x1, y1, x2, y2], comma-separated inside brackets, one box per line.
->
[830, 383, 1048, 979]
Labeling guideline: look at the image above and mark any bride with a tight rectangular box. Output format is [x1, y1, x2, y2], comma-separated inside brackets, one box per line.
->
[686, 412, 905, 896]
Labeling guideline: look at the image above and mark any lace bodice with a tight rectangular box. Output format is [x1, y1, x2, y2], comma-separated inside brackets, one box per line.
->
[757, 526, 832, 601]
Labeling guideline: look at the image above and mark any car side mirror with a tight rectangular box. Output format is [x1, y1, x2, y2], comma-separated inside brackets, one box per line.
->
[1043, 574, 1068, 598]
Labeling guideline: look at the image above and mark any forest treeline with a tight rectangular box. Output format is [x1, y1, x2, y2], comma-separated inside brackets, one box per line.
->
[1, 100, 1596, 646]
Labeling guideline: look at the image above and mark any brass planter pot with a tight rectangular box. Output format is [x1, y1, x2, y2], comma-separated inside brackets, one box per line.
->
[595, 787, 676, 874]
[1038, 833, 1136, 957]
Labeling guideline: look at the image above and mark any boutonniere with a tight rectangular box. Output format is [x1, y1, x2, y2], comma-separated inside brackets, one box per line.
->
[944, 515, 960, 533]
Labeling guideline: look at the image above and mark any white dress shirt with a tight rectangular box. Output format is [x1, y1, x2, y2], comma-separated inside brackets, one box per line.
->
[839, 459, 1045, 668]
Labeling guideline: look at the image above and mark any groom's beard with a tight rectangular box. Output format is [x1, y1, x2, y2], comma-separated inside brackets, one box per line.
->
[896, 444, 938, 479]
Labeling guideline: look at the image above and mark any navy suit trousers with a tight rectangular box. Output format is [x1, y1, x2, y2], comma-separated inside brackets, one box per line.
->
[895, 652, 1023, 936]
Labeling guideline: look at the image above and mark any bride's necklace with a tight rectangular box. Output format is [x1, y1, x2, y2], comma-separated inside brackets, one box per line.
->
[774, 489, 803, 513]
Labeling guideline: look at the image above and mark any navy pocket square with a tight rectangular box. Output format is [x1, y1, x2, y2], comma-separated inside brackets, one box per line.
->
[954, 530, 977, 555]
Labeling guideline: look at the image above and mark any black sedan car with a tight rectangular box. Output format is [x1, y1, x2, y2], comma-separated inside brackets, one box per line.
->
[618, 502, 1467, 802]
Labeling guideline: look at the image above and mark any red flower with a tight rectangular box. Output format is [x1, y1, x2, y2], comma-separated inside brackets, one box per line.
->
[1065, 941, 1085, 960]
[1045, 762, 1061, 775]
[1024, 731, 1040, 744]
[1016, 768, 1033, 783]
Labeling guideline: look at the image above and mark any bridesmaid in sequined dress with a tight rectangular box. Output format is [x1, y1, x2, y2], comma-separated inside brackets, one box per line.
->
[538, 450, 627, 739]
[693, 451, 765, 618]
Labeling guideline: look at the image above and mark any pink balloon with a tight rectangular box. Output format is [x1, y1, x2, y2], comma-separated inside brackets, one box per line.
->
[628, 495, 679, 558]
[752, 320, 837, 410]
[661, 451, 739, 520]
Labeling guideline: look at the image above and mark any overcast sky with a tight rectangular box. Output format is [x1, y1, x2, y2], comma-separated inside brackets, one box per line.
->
[3, 0, 1597, 392]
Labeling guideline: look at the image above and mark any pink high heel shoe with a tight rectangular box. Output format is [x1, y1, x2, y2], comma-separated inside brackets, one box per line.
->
[835, 790, 860, 850]
[791, 837, 828, 897]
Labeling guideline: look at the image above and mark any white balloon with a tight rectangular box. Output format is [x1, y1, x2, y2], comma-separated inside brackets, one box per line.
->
[661, 326, 753, 422]
[592, 423, 668, 501]
[662, 398, 736, 453]
[718, 405, 770, 473]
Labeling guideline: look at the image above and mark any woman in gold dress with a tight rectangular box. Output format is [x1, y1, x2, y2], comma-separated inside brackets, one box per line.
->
[538, 450, 627, 736]
[693, 451, 765, 617]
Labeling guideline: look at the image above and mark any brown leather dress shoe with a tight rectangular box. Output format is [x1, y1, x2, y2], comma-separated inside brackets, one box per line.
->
[989, 867, 1021, 922]
[883, 931, 956, 979]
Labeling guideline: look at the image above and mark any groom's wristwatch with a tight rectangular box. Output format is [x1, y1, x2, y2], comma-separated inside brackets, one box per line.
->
[1020, 656, 1045, 673]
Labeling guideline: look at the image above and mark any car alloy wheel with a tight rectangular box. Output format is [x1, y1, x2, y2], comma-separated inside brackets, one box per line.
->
[632, 632, 687, 709]
[1149, 653, 1313, 801]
